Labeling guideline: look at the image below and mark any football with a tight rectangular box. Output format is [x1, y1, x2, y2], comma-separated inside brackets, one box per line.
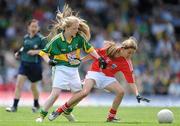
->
[157, 109, 174, 123]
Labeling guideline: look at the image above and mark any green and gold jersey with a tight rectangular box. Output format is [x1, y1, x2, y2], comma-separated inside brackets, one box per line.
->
[20, 33, 46, 63]
[39, 32, 94, 67]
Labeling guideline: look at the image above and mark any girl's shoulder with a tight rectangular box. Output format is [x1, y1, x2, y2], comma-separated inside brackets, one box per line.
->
[77, 32, 89, 42]
[23, 34, 29, 39]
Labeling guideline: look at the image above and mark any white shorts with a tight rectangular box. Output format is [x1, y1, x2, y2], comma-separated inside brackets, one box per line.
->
[52, 66, 82, 92]
[85, 71, 117, 89]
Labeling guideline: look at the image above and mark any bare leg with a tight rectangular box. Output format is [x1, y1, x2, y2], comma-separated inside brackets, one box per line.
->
[43, 87, 61, 111]
[69, 92, 81, 108]
[66, 79, 95, 106]
[55, 79, 95, 114]
[104, 81, 124, 110]
[104, 81, 124, 121]
[31, 82, 40, 110]
[47, 81, 96, 122]
[36, 88, 61, 122]
[6, 75, 27, 112]
[31, 82, 39, 100]
[14, 75, 27, 99]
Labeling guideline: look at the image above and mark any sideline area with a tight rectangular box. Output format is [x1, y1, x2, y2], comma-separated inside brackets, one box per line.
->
[1, 91, 180, 107]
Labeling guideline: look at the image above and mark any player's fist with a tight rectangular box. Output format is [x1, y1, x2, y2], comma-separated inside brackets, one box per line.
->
[14, 52, 20, 59]
[136, 94, 150, 103]
[98, 57, 107, 69]
[48, 60, 58, 66]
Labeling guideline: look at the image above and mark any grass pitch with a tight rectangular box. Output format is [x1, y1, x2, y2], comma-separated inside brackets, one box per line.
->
[0, 107, 179, 126]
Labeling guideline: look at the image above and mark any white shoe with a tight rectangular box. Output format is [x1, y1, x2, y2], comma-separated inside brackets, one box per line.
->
[36, 117, 44, 122]
[48, 111, 60, 121]
[6, 106, 17, 112]
[32, 106, 40, 113]
[62, 113, 76, 122]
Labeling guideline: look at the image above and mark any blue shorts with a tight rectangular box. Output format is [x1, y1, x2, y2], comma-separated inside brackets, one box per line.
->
[18, 61, 42, 83]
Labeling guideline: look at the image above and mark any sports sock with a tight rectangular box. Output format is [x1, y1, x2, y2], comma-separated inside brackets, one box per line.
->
[107, 108, 117, 120]
[34, 99, 40, 107]
[64, 108, 73, 115]
[56, 102, 70, 113]
[13, 99, 19, 108]
[40, 109, 48, 118]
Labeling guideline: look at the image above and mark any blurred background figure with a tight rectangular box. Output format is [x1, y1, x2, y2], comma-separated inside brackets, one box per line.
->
[5, 19, 46, 112]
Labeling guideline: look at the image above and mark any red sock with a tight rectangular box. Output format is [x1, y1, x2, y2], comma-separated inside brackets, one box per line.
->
[107, 108, 117, 120]
[56, 102, 70, 113]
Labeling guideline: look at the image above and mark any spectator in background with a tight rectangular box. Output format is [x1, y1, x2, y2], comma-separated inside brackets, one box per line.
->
[0, 52, 6, 84]
[155, 32, 173, 58]
[141, 69, 155, 95]
[169, 52, 180, 74]
[168, 76, 180, 96]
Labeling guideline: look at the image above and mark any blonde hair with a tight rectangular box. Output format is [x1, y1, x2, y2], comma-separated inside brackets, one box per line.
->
[121, 37, 138, 50]
[105, 41, 121, 58]
[47, 4, 90, 41]
[104, 37, 138, 58]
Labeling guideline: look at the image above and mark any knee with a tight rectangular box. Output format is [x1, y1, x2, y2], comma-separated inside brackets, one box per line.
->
[31, 84, 37, 90]
[116, 89, 124, 97]
[15, 83, 23, 90]
[51, 91, 60, 99]
[53, 92, 59, 98]
[81, 89, 90, 98]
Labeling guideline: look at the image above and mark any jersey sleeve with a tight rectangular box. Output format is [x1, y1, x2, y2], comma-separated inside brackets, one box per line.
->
[39, 37, 58, 57]
[116, 66, 135, 83]
[121, 62, 135, 84]
[39, 36, 47, 49]
[79, 34, 94, 53]
[123, 71, 135, 83]
[116, 58, 135, 84]
[21, 35, 28, 51]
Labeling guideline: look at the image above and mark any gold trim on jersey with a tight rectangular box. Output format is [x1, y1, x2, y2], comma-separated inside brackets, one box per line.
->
[59, 32, 65, 41]
[84, 46, 94, 53]
[39, 50, 47, 57]
[54, 54, 68, 61]
[76, 49, 80, 59]
[60, 32, 73, 44]
[66, 38, 73, 44]
[54, 49, 81, 62]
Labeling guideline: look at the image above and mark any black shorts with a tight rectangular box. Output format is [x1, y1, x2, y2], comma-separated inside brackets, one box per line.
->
[18, 61, 42, 83]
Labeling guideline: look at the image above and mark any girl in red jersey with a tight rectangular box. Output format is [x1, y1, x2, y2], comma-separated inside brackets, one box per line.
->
[48, 37, 150, 122]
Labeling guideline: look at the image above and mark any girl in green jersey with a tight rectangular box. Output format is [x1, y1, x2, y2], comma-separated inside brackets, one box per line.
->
[36, 5, 106, 122]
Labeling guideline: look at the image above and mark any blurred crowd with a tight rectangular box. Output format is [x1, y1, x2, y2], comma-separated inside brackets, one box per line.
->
[0, 0, 180, 96]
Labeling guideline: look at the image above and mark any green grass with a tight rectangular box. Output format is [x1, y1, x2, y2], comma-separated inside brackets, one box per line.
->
[0, 107, 180, 126]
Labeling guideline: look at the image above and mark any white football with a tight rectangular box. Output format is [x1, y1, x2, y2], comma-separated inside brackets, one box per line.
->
[35, 117, 43, 123]
[157, 109, 174, 123]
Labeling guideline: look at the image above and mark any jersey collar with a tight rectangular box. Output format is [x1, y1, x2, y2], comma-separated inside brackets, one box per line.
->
[27, 33, 38, 38]
[59, 32, 65, 41]
[60, 31, 73, 43]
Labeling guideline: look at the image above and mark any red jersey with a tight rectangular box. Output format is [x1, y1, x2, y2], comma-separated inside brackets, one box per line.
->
[90, 48, 135, 83]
